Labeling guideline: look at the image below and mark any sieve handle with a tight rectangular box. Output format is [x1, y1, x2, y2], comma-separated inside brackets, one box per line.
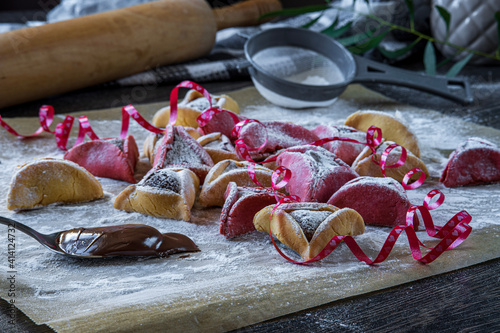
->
[352, 55, 474, 105]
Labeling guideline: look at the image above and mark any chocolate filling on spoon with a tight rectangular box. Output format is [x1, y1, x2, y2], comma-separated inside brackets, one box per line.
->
[57, 224, 199, 257]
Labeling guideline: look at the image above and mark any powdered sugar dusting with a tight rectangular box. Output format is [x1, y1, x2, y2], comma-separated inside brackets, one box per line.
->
[185, 97, 210, 112]
[343, 176, 407, 200]
[141, 168, 181, 194]
[221, 160, 245, 175]
[458, 137, 498, 152]
[290, 210, 332, 241]
[102, 137, 124, 151]
[0, 86, 499, 332]
[308, 149, 345, 188]
[168, 133, 204, 165]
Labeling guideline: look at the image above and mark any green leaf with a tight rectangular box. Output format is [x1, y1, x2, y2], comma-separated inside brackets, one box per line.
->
[377, 37, 421, 59]
[258, 5, 331, 20]
[437, 57, 452, 68]
[424, 41, 436, 75]
[322, 21, 353, 39]
[348, 30, 389, 54]
[302, 12, 324, 29]
[336, 30, 373, 46]
[435, 5, 451, 39]
[446, 53, 473, 77]
[495, 11, 500, 56]
[404, 0, 415, 30]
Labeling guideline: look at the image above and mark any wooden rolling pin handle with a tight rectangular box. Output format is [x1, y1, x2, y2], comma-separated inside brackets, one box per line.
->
[214, 0, 282, 31]
[0, 0, 283, 109]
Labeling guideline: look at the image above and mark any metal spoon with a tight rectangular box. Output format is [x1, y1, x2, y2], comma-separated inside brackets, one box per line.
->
[0, 215, 75, 257]
[0, 216, 199, 258]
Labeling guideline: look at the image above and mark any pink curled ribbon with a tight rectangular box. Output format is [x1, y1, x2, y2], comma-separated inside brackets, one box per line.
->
[207, 110, 467, 265]
[1, 102, 168, 150]
[401, 168, 426, 190]
[75, 116, 99, 146]
[53, 115, 75, 150]
[261, 149, 469, 265]
[169, 83, 472, 265]
[270, 166, 293, 202]
[0, 81, 236, 150]
[380, 143, 407, 174]
[310, 125, 382, 153]
[0, 105, 75, 150]
[171, 81, 269, 184]
[121, 104, 165, 138]
[233, 119, 269, 162]
[104, 81, 219, 142]
[0, 105, 55, 138]
[311, 127, 422, 189]
[75, 106, 166, 149]
[170, 80, 212, 126]
[127, 82, 472, 266]
[267, 188, 472, 265]
[0, 81, 473, 266]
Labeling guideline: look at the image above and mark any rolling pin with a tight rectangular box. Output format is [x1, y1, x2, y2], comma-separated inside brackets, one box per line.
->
[0, 0, 282, 109]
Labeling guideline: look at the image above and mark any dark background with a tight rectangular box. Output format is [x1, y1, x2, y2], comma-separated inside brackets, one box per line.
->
[0, 0, 60, 12]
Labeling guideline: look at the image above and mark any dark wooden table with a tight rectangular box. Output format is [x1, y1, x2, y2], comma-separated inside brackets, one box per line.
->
[1, 1, 500, 332]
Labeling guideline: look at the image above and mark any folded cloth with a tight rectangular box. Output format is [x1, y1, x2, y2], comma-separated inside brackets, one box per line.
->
[46, 0, 157, 22]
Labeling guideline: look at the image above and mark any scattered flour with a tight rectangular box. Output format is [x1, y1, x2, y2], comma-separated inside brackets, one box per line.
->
[290, 210, 332, 241]
[0, 89, 499, 331]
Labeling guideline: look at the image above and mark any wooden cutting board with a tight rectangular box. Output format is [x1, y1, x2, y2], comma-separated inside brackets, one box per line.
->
[0, 85, 498, 332]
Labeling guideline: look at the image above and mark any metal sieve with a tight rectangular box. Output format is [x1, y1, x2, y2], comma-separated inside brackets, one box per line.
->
[244, 27, 473, 108]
